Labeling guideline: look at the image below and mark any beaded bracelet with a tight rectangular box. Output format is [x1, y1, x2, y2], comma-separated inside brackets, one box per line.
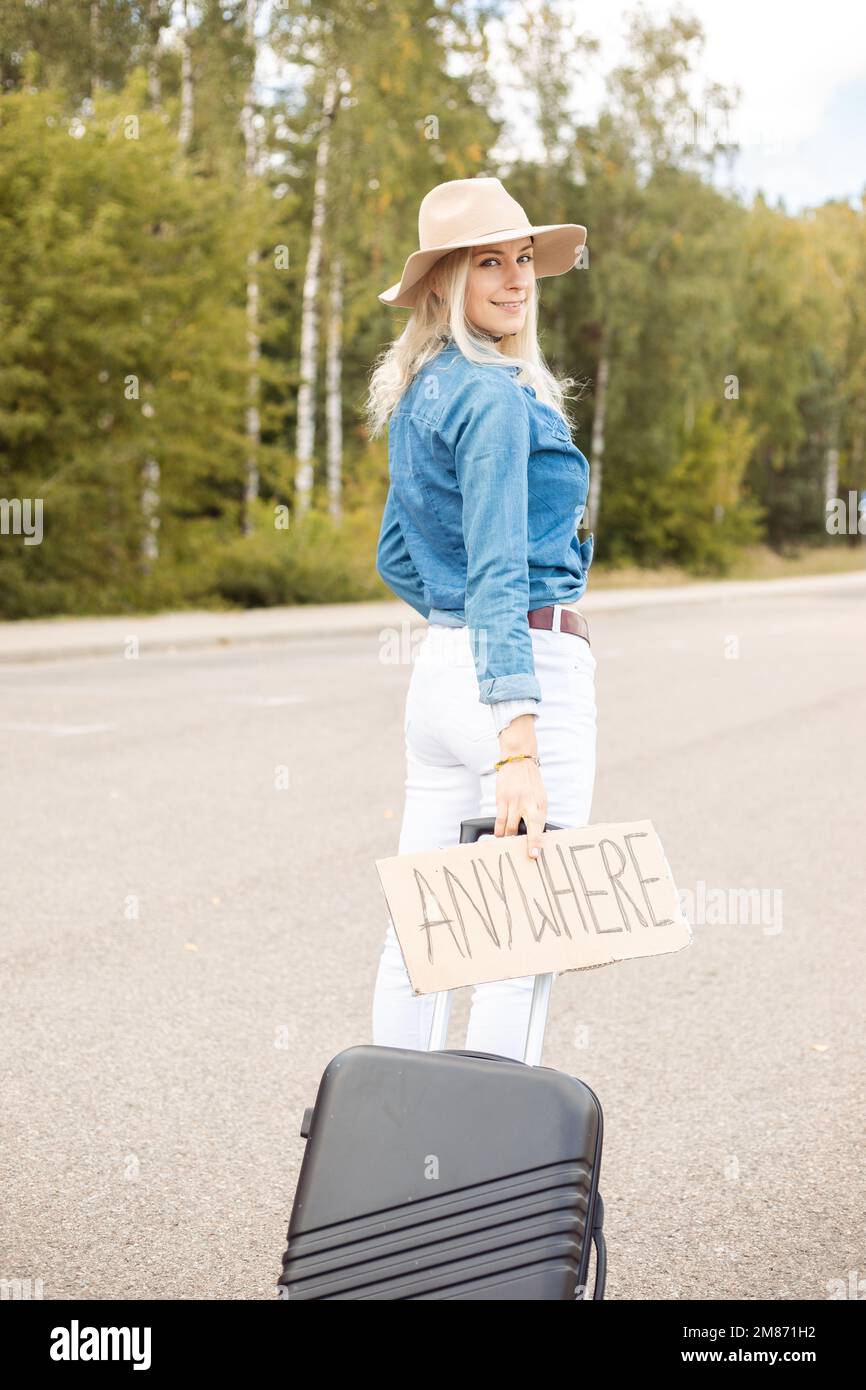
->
[494, 753, 542, 772]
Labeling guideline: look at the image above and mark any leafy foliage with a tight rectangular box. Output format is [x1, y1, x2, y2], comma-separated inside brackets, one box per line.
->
[0, 1, 863, 617]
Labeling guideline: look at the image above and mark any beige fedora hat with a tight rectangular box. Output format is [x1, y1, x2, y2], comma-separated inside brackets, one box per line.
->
[378, 176, 587, 308]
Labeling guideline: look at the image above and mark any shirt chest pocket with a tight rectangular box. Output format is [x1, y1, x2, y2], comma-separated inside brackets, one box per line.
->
[523, 389, 573, 444]
[532, 406, 584, 473]
[545, 414, 574, 445]
[527, 429, 589, 534]
[529, 413, 589, 497]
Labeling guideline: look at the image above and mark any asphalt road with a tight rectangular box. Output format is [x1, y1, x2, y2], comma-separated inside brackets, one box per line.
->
[2, 580, 864, 1300]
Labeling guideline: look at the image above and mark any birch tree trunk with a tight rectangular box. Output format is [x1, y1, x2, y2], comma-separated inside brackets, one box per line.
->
[823, 415, 839, 517]
[295, 73, 339, 521]
[325, 253, 343, 521]
[140, 457, 160, 570]
[177, 0, 194, 152]
[586, 325, 610, 534]
[147, 0, 162, 107]
[141, 1, 167, 565]
[240, 0, 260, 536]
[243, 247, 261, 536]
[89, 1, 100, 100]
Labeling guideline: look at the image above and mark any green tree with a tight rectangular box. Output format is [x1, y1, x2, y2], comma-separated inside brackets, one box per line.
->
[0, 80, 249, 615]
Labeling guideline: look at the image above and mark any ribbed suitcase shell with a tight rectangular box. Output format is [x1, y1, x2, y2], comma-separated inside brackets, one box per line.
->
[278, 1043, 604, 1299]
[278, 817, 606, 1300]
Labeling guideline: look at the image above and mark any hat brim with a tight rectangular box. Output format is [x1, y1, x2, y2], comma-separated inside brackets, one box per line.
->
[378, 223, 587, 308]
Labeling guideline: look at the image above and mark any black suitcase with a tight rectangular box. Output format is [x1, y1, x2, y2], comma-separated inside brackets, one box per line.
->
[277, 817, 607, 1300]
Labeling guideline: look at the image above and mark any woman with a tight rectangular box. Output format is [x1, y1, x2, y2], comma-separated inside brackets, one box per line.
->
[365, 177, 598, 1062]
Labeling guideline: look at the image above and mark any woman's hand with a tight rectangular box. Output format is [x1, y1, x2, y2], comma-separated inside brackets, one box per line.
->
[494, 714, 547, 859]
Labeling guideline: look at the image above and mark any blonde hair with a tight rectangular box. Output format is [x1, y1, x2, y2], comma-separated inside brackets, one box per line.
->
[364, 244, 581, 439]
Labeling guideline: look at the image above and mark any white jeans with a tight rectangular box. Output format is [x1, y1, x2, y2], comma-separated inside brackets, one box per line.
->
[372, 609, 598, 1061]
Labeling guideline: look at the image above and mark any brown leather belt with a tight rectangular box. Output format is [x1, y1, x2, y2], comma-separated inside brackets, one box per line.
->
[527, 606, 590, 644]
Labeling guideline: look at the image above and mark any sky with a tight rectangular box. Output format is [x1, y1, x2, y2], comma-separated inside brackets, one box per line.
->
[486, 0, 866, 216]
[249, 0, 866, 216]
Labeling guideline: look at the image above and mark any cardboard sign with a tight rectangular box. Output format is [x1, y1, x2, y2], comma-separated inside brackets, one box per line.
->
[375, 819, 692, 994]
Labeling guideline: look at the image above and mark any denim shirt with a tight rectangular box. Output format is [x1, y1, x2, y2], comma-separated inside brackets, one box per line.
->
[376, 338, 594, 709]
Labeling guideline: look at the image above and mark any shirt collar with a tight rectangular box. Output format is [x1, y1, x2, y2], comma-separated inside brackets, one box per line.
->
[438, 332, 521, 374]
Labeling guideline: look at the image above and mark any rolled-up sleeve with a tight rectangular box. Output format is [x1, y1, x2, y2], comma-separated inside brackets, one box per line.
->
[376, 485, 431, 620]
[447, 374, 541, 705]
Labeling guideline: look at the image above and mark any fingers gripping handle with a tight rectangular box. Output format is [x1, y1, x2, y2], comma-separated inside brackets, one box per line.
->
[426, 817, 564, 1063]
[457, 816, 563, 845]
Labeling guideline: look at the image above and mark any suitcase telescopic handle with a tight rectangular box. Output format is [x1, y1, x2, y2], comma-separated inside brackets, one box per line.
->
[426, 817, 564, 1065]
